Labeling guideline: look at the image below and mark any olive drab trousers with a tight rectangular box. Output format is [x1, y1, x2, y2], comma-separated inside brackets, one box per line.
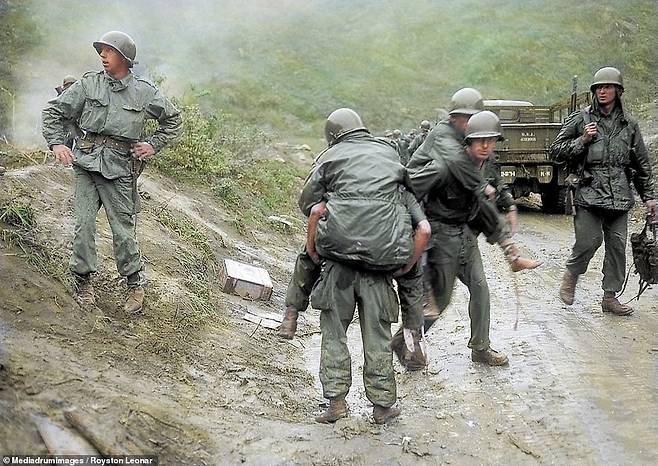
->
[310, 260, 399, 408]
[425, 222, 490, 351]
[285, 246, 424, 330]
[70, 167, 144, 284]
[566, 206, 628, 293]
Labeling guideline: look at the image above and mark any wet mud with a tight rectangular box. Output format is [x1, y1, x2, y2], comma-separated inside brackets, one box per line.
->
[1, 165, 657, 465]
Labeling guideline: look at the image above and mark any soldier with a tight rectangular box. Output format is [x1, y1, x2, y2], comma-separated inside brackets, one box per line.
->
[55, 75, 77, 96]
[42, 31, 182, 313]
[300, 108, 422, 424]
[406, 120, 432, 161]
[407, 91, 541, 366]
[54, 76, 83, 149]
[551, 67, 656, 315]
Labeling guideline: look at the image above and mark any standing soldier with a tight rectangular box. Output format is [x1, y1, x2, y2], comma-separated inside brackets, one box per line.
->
[551, 67, 656, 315]
[408, 90, 541, 366]
[42, 31, 182, 313]
[54, 76, 82, 149]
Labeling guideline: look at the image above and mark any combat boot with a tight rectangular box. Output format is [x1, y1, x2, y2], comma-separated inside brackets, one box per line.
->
[124, 286, 145, 314]
[73, 274, 95, 306]
[315, 397, 348, 424]
[502, 242, 542, 272]
[559, 270, 578, 305]
[601, 295, 633, 316]
[471, 348, 509, 366]
[373, 405, 401, 424]
[277, 307, 299, 339]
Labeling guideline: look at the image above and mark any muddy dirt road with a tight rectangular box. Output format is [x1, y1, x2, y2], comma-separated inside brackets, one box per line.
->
[1, 165, 657, 465]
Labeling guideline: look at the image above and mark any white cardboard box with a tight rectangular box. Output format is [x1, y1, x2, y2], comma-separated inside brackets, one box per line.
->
[219, 258, 273, 301]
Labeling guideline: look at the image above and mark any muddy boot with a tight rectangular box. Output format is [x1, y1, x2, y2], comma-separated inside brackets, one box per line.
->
[277, 307, 299, 339]
[124, 287, 145, 314]
[601, 294, 633, 316]
[559, 270, 578, 305]
[471, 348, 509, 366]
[502, 242, 542, 272]
[373, 405, 401, 424]
[74, 274, 95, 306]
[315, 397, 348, 424]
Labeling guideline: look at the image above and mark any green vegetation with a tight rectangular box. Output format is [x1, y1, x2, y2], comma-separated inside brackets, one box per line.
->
[151, 103, 306, 233]
[0, 199, 71, 287]
[0, 200, 35, 228]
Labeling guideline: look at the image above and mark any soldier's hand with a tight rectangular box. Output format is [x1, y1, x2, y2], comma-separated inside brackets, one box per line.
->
[647, 199, 657, 222]
[131, 142, 154, 161]
[52, 144, 74, 165]
[484, 184, 496, 201]
[581, 122, 598, 144]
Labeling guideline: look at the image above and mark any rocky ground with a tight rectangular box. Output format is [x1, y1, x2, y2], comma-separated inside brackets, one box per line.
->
[1, 147, 657, 465]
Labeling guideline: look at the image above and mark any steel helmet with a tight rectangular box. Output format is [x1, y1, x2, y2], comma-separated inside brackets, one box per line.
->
[590, 66, 624, 92]
[464, 110, 504, 141]
[420, 120, 431, 131]
[324, 108, 368, 145]
[62, 75, 77, 86]
[448, 88, 484, 116]
[93, 31, 138, 68]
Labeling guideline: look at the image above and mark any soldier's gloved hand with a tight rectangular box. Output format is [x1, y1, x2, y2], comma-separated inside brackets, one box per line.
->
[51, 144, 74, 165]
[581, 122, 598, 144]
[131, 142, 154, 161]
[646, 199, 657, 222]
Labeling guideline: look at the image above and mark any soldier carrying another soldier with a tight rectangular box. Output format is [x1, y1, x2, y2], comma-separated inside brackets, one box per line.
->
[407, 89, 542, 366]
[42, 31, 182, 314]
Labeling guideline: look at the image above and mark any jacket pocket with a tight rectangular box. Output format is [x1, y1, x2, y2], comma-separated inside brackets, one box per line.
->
[80, 98, 108, 132]
[585, 139, 605, 165]
[121, 105, 146, 140]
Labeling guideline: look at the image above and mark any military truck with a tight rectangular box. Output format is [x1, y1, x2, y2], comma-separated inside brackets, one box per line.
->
[484, 81, 591, 214]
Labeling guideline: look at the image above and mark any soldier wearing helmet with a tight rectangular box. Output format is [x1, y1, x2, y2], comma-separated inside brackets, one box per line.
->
[42, 31, 182, 315]
[551, 66, 656, 315]
[54, 75, 82, 149]
[285, 108, 432, 425]
[406, 119, 433, 162]
[407, 92, 542, 367]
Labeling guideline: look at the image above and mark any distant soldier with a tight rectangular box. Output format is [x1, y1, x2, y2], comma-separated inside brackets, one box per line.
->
[407, 119, 432, 162]
[42, 31, 182, 313]
[55, 76, 83, 149]
[551, 67, 656, 315]
[408, 90, 541, 366]
[392, 129, 410, 165]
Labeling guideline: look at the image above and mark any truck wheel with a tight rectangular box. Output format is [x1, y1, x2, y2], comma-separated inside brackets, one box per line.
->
[541, 186, 572, 215]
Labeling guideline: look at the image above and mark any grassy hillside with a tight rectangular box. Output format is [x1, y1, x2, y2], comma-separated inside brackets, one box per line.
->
[3, 0, 656, 144]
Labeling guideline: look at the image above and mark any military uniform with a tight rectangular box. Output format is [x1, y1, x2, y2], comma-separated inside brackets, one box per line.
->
[551, 102, 654, 295]
[42, 69, 181, 286]
[285, 188, 426, 331]
[299, 129, 408, 411]
[407, 120, 507, 350]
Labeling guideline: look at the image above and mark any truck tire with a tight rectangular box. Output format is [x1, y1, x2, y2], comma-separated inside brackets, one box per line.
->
[541, 186, 572, 215]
